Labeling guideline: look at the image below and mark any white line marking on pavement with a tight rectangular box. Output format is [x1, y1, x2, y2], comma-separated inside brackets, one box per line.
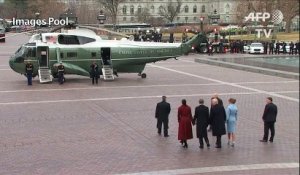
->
[274, 91, 300, 94]
[0, 91, 296, 106]
[0, 81, 298, 94]
[236, 80, 299, 85]
[115, 162, 299, 175]
[0, 83, 222, 93]
[179, 59, 196, 63]
[149, 64, 299, 102]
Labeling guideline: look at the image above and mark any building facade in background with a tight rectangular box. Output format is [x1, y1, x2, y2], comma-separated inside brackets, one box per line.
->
[59, 0, 238, 24]
[118, 0, 238, 24]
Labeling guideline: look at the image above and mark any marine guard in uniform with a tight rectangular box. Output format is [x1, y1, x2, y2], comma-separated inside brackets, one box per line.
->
[57, 62, 65, 84]
[25, 60, 34, 85]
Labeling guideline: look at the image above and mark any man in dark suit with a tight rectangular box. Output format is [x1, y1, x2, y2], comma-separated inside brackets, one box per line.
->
[90, 61, 100, 85]
[155, 96, 171, 137]
[193, 99, 210, 149]
[210, 98, 226, 148]
[269, 42, 274, 54]
[260, 97, 278, 143]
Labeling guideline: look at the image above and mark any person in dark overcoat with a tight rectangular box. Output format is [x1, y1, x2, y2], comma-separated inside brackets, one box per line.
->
[269, 42, 274, 54]
[275, 42, 280, 54]
[208, 93, 223, 132]
[193, 99, 210, 149]
[296, 41, 299, 54]
[283, 42, 287, 54]
[289, 42, 294, 55]
[209, 98, 226, 148]
[155, 96, 171, 137]
[178, 99, 193, 148]
[90, 61, 100, 85]
[260, 97, 278, 143]
[169, 32, 174, 43]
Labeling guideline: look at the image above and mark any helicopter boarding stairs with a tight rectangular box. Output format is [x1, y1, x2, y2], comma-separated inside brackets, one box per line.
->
[102, 65, 114, 81]
[38, 67, 52, 83]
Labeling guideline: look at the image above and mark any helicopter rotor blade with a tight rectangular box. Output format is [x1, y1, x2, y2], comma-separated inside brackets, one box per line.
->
[0, 29, 40, 40]
[79, 25, 131, 38]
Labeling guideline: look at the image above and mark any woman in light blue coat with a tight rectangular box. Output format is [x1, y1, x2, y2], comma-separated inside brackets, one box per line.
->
[226, 98, 238, 147]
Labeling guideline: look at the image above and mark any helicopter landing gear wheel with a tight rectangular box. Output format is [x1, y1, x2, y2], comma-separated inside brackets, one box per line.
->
[141, 73, 147, 79]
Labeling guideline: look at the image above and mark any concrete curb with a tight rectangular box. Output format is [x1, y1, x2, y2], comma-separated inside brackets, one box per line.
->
[194, 58, 299, 80]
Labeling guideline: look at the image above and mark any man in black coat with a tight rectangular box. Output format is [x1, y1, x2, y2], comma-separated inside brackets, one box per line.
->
[155, 96, 171, 137]
[289, 42, 294, 55]
[283, 42, 287, 54]
[264, 42, 268, 54]
[269, 42, 274, 54]
[210, 98, 226, 148]
[193, 99, 210, 149]
[169, 33, 174, 43]
[275, 43, 280, 54]
[208, 93, 223, 132]
[260, 97, 278, 143]
[90, 61, 100, 85]
[296, 41, 299, 54]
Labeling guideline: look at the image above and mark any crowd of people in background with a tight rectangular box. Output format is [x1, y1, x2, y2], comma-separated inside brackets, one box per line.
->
[132, 30, 189, 43]
[132, 30, 300, 56]
[133, 30, 163, 42]
[155, 94, 277, 149]
[207, 40, 300, 55]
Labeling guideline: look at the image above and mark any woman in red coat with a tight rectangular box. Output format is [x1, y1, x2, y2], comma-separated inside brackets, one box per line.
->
[178, 99, 193, 148]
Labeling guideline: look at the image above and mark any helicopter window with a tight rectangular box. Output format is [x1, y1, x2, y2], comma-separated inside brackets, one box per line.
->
[25, 43, 36, 46]
[15, 46, 23, 54]
[15, 57, 24, 63]
[26, 47, 36, 57]
[60, 53, 64, 58]
[67, 52, 77, 58]
[77, 36, 96, 44]
[58, 35, 80, 45]
[57, 34, 96, 45]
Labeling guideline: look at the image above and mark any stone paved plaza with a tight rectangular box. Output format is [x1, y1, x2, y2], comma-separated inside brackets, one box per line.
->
[0, 34, 299, 175]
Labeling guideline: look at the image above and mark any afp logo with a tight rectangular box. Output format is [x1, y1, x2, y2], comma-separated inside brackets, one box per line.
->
[244, 10, 284, 38]
[245, 10, 284, 24]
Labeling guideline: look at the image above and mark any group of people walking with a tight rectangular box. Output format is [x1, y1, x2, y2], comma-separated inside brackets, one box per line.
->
[155, 94, 277, 149]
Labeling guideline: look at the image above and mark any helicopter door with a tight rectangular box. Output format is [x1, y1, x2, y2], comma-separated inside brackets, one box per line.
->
[37, 46, 49, 68]
[101, 47, 111, 66]
[36, 46, 52, 83]
[100, 47, 114, 80]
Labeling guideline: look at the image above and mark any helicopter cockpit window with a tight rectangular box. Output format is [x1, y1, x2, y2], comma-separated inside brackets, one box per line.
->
[25, 47, 36, 57]
[58, 35, 95, 45]
[15, 46, 23, 54]
[14, 46, 25, 63]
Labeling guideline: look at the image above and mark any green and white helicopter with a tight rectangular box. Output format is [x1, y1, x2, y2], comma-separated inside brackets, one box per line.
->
[9, 26, 206, 83]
